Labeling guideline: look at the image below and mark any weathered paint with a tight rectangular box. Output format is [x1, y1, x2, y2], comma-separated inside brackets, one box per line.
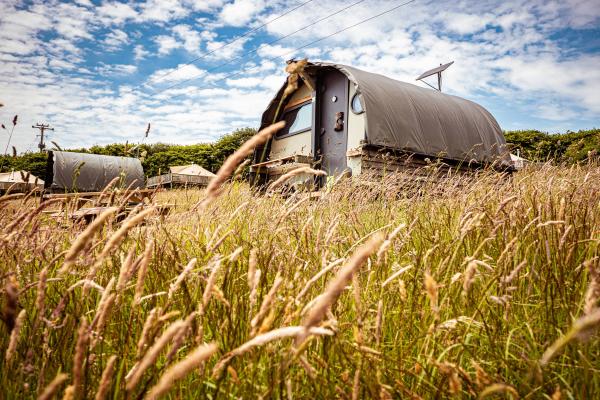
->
[269, 130, 312, 160]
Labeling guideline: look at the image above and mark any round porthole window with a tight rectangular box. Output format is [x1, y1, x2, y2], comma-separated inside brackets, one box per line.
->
[351, 93, 364, 114]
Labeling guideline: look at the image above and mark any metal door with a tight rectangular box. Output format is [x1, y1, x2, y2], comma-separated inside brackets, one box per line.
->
[318, 70, 348, 176]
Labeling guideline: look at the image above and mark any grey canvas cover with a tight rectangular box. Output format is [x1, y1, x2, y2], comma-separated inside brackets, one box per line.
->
[261, 62, 510, 166]
[49, 151, 144, 192]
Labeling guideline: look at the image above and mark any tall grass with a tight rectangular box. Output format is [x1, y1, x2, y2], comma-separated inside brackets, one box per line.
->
[0, 162, 599, 398]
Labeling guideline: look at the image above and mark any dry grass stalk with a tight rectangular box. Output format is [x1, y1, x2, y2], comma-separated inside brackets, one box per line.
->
[2, 276, 18, 331]
[298, 355, 316, 379]
[34, 267, 48, 327]
[352, 369, 360, 400]
[540, 308, 600, 367]
[551, 386, 561, 400]
[398, 279, 407, 302]
[145, 343, 218, 400]
[251, 273, 283, 335]
[376, 223, 406, 263]
[93, 177, 121, 206]
[133, 240, 154, 305]
[352, 273, 363, 344]
[168, 258, 197, 300]
[94, 355, 117, 400]
[268, 166, 326, 191]
[137, 307, 160, 358]
[300, 234, 384, 343]
[38, 372, 69, 400]
[5, 309, 25, 363]
[584, 259, 600, 315]
[286, 378, 293, 400]
[60, 207, 118, 273]
[202, 258, 222, 308]
[196, 121, 285, 209]
[62, 385, 75, 400]
[500, 261, 527, 286]
[248, 248, 258, 289]
[462, 261, 477, 295]
[85, 207, 155, 290]
[116, 248, 136, 292]
[437, 362, 462, 394]
[72, 318, 90, 394]
[91, 293, 116, 348]
[157, 311, 181, 323]
[472, 361, 492, 388]
[424, 272, 439, 318]
[296, 258, 344, 302]
[375, 300, 383, 346]
[212, 326, 333, 378]
[126, 319, 186, 391]
[381, 265, 413, 288]
[91, 278, 115, 330]
[478, 383, 519, 399]
[166, 312, 197, 362]
[99, 207, 156, 260]
[249, 269, 261, 314]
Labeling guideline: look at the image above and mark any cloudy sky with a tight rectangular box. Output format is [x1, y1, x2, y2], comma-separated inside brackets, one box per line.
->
[0, 0, 598, 153]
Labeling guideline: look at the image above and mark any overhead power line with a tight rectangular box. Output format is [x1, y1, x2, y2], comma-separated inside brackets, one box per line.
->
[148, 0, 315, 86]
[148, 0, 368, 97]
[162, 0, 418, 103]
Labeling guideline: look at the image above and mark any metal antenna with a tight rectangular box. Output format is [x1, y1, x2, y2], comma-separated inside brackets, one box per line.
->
[416, 61, 454, 92]
[32, 123, 54, 152]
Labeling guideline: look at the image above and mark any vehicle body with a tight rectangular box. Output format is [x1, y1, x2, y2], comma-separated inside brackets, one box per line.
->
[251, 61, 512, 186]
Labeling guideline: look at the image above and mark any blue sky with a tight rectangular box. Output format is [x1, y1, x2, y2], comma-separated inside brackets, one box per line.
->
[0, 0, 598, 153]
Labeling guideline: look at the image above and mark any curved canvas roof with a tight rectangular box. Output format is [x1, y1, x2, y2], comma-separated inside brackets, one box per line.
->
[169, 164, 216, 177]
[48, 151, 144, 192]
[261, 61, 510, 166]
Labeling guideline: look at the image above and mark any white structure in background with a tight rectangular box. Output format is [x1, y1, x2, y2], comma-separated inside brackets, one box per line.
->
[510, 149, 528, 170]
[147, 163, 216, 188]
[0, 170, 44, 193]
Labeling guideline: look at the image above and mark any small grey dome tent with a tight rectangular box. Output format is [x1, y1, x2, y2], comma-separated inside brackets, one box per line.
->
[251, 61, 511, 182]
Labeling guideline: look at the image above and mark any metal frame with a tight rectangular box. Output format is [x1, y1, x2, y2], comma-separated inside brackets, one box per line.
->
[416, 61, 454, 92]
[273, 100, 313, 140]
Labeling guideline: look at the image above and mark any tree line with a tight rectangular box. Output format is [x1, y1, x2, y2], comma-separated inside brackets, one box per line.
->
[1, 128, 598, 180]
[0, 127, 256, 179]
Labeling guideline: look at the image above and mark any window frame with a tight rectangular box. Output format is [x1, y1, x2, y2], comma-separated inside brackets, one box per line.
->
[350, 92, 365, 115]
[274, 100, 313, 140]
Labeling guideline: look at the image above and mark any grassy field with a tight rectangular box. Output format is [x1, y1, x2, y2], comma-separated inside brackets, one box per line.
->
[1, 163, 599, 399]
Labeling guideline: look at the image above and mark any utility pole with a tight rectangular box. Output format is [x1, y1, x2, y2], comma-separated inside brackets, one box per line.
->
[32, 123, 54, 152]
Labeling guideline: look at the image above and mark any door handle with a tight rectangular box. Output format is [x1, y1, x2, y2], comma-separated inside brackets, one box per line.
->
[334, 112, 344, 131]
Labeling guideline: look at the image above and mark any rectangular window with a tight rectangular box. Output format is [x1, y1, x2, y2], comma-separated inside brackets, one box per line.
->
[276, 101, 313, 139]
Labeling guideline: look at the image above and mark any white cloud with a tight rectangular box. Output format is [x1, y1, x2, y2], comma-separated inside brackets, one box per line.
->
[152, 26, 207, 56]
[226, 77, 263, 88]
[138, 0, 189, 23]
[185, 0, 226, 12]
[442, 13, 493, 35]
[52, 3, 94, 40]
[220, 0, 265, 26]
[172, 25, 202, 54]
[97, 63, 138, 76]
[104, 29, 129, 51]
[205, 36, 248, 59]
[154, 35, 181, 55]
[149, 64, 207, 83]
[97, 1, 138, 24]
[134, 45, 150, 61]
